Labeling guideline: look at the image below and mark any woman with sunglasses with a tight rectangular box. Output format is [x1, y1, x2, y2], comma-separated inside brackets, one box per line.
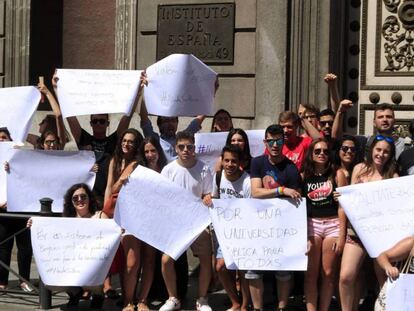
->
[37, 130, 61, 150]
[28, 184, 107, 308]
[333, 135, 360, 184]
[211, 109, 233, 132]
[339, 134, 398, 311]
[104, 128, 144, 311]
[301, 138, 347, 311]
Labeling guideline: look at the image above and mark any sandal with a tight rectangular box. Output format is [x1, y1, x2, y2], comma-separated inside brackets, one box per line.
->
[104, 288, 120, 299]
[137, 302, 150, 311]
[122, 303, 135, 311]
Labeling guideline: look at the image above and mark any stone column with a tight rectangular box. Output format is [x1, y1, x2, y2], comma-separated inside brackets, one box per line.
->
[288, 0, 331, 110]
[4, 0, 31, 87]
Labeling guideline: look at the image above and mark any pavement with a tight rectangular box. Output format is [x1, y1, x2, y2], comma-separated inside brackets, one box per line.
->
[0, 248, 344, 311]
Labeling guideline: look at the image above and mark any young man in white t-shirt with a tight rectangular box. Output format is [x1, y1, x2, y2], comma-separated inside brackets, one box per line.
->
[160, 131, 213, 311]
[211, 145, 251, 311]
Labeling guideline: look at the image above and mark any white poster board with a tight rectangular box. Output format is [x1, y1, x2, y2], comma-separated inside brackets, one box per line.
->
[0, 86, 41, 143]
[144, 54, 217, 117]
[386, 274, 414, 311]
[56, 69, 142, 118]
[337, 175, 414, 257]
[114, 165, 211, 260]
[194, 130, 265, 170]
[31, 217, 121, 286]
[7, 150, 96, 212]
[0, 142, 16, 205]
[210, 198, 308, 270]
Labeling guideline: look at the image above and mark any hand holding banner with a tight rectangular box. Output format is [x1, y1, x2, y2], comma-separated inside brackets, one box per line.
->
[144, 54, 217, 117]
[337, 175, 414, 257]
[114, 165, 211, 259]
[210, 198, 308, 271]
[31, 217, 121, 286]
[0, 86, 41, 143]
[56, 69, 142, 118]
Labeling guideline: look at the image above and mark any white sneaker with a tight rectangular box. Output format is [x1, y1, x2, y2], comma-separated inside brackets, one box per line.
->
[159, 297, 181, 311]
[196, 297, 212, 311]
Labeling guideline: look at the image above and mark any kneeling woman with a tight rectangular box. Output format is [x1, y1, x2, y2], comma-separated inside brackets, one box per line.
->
[301, 138, 347, 311]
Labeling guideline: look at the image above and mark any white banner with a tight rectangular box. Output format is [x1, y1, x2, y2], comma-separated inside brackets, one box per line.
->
[7, 150, 96, 212]
[144, 54, 217, 117]
[337, 175, 414, 258]
[56, 69, 142, 118]
[0, 142, 16, 205]
[114, 165, 211, 260]
[194, 130, 265, 170]
[31, 217, 121, 287]
[386, 274, 414, 310]
[0, 86, 41, 143]
[210, 198, 308, 270]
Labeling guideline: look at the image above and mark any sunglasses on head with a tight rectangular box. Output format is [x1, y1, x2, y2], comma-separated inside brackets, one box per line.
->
[91, 119, 107, 125]
[265, 138, 284, 147]
[340, 146, 356, 153]
[375, 135, 393, 143]
[320, 121, 333, 127]
[177, 144, 195, 152]
[314, 148, 329, 156]
[72, 194, 88, 203]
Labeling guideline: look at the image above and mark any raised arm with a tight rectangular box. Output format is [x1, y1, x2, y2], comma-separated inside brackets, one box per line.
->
[52, 72, 82, 144]
[324, 73, 340, 112]
[116, 73, 146, 137]
[301, 116, 321, 140]
[38, 78, 67, 148]
[332, 99, 353, 139]
[104, 158, 115, 203]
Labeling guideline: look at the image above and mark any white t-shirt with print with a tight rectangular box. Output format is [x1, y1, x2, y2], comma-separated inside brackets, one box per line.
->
[212, 171, 251, 199]
[161, 159, 213, 198]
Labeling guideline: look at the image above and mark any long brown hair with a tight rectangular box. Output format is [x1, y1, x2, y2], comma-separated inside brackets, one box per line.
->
[112, 128, 144, 181]
[358, 135, 397, 179]
[301, 138, 334, 180]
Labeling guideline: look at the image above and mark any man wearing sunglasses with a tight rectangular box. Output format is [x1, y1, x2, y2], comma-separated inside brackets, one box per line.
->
[160, 131, 213, 311]
[318, 109, 335, 140]
[249, 124, 301, 311]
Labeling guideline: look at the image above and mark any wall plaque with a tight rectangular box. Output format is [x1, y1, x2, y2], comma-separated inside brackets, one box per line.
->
[157, 3, 235, 64]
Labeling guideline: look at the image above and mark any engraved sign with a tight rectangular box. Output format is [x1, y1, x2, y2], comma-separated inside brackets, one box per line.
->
[157, 3, 235, 64]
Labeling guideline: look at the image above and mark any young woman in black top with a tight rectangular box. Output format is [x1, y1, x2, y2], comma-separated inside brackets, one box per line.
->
[301, 138, 347, 311]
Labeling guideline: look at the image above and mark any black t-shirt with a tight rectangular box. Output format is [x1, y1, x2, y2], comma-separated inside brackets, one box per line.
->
[78, 128, 118, 155]
[302, 174, 338, 218]
[250, 155, 301, 190]
[398, 147, 414, 176]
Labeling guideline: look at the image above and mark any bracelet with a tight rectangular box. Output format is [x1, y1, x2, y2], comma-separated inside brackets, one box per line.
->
[279, 187, 285, 196]
[275, 187, 279, 197]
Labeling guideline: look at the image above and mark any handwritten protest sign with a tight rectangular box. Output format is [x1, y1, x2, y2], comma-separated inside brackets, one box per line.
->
[0, 142, 16, 205]
[0, 86, 41, 143]
[337, 175, 414, 257]
[56, 69, 142, 118]
[31, 217, 121, 286]
[195, 130, 265, 170]
[210, 198, 308, 270]
[114, 165, 211, 259]
[7, 150, 96, 212]
[386, 274, 414, 310]
[144, 54, 217, 117]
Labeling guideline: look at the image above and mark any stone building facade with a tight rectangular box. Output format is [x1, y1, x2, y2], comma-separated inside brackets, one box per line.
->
[1, 0, 414, 135]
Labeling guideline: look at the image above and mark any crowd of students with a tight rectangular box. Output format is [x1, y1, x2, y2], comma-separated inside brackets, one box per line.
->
[1, 71, 414, 311]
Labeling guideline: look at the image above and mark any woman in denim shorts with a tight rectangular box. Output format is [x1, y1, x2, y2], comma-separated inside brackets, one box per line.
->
[301, 138, 347, 311]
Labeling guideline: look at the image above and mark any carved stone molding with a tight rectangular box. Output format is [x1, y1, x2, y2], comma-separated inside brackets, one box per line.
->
[115, 0, 137, 70]
[4, 0, 30, 87]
